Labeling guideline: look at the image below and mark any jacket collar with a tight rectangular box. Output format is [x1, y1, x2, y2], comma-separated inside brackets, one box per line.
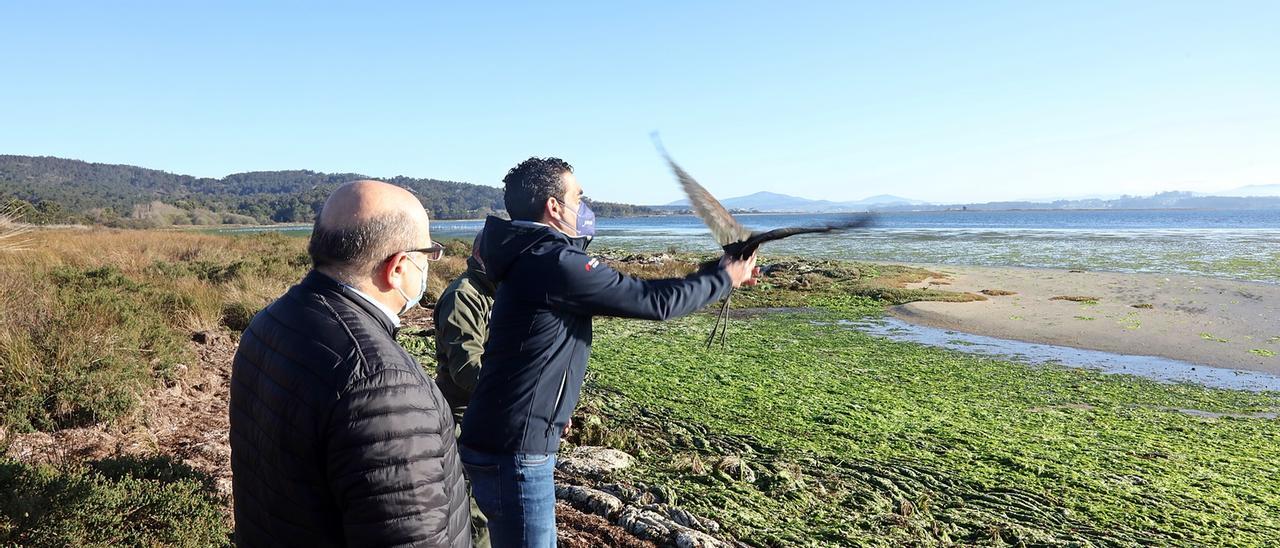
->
[466, 255, 496, 294]
[301, 270, 399, 336]
[480, 216, 591, 284]
[340, 283, 403, 329]
[507, 219, 590, 251]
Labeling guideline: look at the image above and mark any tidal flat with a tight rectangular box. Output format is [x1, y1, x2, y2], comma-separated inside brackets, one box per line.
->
[576, 311, 1280, 545]
[1, 230, 1277, 546]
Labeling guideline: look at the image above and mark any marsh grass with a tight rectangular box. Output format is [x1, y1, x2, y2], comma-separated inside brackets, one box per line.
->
[0, 229, 466, 434]
[0, 228, 476, 545]
[0, 231, 289, 432]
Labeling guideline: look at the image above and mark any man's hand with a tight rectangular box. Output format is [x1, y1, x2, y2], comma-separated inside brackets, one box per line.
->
[720, 253, 759, 288]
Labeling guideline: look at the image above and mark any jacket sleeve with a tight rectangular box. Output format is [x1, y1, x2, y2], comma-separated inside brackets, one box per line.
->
[324, 367, 461, 547]
[548, 247, 734, 320]
[437, 290, 488, 392]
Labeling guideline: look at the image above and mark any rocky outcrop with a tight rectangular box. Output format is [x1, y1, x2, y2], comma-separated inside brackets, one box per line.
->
[554, 446, 736, 548]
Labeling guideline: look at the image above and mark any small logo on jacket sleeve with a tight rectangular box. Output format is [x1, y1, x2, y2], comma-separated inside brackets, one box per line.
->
[585, 258, 600, 271]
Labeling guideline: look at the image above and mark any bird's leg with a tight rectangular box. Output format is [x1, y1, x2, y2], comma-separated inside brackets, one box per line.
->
[703, 322, 717, 349]
[718, 291, 733, 348]
[704, 301, 722, 349]
[705, 288, 735, 349]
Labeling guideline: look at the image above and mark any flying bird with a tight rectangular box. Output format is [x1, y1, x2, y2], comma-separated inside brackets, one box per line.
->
[653, 135, 874, 348]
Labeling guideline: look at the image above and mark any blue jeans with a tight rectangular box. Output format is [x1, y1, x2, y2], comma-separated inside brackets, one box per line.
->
[459, 445, 558, 548]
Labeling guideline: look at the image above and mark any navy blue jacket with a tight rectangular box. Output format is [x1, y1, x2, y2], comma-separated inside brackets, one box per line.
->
[459, 217, 733, 454]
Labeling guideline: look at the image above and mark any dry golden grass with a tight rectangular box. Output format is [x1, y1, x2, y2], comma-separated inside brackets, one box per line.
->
[0, 228, 477, 434]
[426, 255, 468, 303]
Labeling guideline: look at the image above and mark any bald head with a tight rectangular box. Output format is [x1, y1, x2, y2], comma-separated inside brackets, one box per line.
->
[308, 180, 431, 283]
[317, 180, 427, 231]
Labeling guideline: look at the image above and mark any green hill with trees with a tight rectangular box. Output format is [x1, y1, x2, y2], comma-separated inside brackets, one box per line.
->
[0, 155, 652, 227]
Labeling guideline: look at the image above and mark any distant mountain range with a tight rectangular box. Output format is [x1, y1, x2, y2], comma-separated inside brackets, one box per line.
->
[875, 190, 1280, 212]
[657, 185, 1280, 213]
[661, 191, 926, 212]
[1204, 184, 1280, 198]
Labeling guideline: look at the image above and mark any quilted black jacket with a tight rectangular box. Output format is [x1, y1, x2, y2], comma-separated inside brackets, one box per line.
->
[230, 270, 470, 547]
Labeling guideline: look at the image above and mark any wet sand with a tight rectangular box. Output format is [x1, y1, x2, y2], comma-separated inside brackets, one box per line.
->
[889, 265, 1280, 374]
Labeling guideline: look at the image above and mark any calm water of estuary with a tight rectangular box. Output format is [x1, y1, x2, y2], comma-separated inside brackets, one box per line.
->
[225, 209, 1280, 283]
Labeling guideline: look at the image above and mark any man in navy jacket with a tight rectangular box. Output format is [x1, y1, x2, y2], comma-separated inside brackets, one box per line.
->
[459, 157, 756, 546]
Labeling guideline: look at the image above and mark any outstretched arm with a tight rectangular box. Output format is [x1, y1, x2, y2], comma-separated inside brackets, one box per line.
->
[549, 248, 756, 320]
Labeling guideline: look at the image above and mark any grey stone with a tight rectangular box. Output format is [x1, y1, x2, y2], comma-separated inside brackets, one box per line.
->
[557, 446, 634, 476]
[555, 485, 625, 518]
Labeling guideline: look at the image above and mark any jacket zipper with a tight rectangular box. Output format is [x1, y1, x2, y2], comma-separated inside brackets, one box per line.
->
[545, 368, 571, 437]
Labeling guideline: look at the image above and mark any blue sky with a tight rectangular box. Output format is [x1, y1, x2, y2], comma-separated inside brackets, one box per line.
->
[1, 1, 1277, 204]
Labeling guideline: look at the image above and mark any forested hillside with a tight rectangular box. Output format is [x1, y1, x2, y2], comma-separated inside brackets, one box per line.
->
[0, 155, 652, 226]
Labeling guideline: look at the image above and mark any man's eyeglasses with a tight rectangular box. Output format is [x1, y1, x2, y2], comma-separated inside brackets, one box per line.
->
[387, 241, 446, 263]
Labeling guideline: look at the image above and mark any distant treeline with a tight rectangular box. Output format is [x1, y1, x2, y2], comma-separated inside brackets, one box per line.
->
[873, 191, 1280, 212]
[0, 155, 653, 227]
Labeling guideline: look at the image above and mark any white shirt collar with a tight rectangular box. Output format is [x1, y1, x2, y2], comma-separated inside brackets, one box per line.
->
[342, 283, 402, 328]
[511, 219, 550, 228]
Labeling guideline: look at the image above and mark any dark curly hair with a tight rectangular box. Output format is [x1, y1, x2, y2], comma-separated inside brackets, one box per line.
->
[502, 157, 573, 221]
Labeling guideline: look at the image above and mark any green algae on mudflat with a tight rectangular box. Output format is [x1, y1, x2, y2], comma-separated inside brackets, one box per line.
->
[579, 310, 1280, 546]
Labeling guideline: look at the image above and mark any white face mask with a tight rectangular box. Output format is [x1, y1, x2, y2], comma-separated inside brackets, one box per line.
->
[395, 253, 429, 316]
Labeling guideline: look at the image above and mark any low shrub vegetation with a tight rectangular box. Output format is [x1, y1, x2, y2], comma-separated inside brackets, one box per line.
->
[0, 231, 307, 432]
[0, 455, 229, 546]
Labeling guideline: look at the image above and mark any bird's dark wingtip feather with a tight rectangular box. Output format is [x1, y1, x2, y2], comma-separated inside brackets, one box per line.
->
[826, 214, 876, 230]
[650, 132, 672, 164]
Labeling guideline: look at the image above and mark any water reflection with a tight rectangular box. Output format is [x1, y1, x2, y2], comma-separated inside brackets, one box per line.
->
[842, 317, 1280, 393]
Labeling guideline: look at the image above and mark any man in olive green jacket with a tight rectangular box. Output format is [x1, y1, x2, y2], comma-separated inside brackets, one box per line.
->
[433, 234, 495, 548]
[434, 246, 495, 421]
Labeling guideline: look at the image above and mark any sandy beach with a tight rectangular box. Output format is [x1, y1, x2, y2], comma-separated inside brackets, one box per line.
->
[891, 265, 1280, 375]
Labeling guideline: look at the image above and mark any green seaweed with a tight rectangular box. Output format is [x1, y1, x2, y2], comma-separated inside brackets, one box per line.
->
[579, 309, 1280, 546]
[1117, 313, 1142, 330]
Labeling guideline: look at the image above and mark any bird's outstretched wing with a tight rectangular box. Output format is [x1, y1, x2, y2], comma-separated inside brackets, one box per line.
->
[751, 217, 874, 244]
[652, 134, 751, 247]
[729, 216, 875, 258]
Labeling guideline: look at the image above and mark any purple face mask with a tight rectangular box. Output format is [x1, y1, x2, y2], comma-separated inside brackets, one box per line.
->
[575, 201, 596, 237]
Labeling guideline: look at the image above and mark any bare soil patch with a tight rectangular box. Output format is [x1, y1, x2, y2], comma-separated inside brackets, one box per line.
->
[557, 503, 657, 548]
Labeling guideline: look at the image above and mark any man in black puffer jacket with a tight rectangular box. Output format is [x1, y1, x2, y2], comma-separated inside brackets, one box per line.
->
[230, 180, 470, 547]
